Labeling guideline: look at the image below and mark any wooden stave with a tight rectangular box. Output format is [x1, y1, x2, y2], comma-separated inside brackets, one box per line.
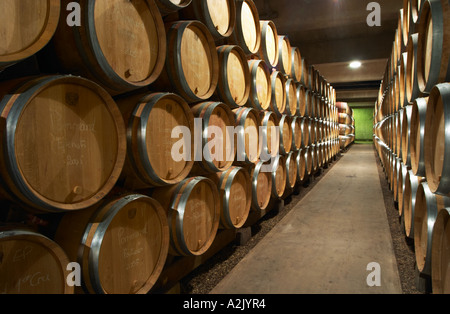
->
[0, 75, 126, 213]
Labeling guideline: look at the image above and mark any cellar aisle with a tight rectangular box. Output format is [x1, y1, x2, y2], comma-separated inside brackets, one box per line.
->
[211, 144, 402, 294]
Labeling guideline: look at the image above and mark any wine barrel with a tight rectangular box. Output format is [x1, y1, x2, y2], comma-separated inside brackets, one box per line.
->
[305, 89, 314, 117]
[279, 115, 293, 155]
[410, 97, 428, 176]
[216, 45, 251, 108]
[414, 182, 450, 276]
[296, 148, 307, 182]
[247, 59, 272, 111]
[396, 108, 404, 157]
[406, 33, 421, 103]
[398, 163, 409, 217]
[259, 20, 279, 68]
[424, 83, 450, 195]
[296, 84, 307, 117]
[249, 160, 273, 211]
[305, 146, 313, 176]
[285, 151, 298, 192]
[270, 71, 287, 116]
[207, 167, 251, 229]
[117, 92, 195, 189]
[52, 0, 166, 95]
[233, 107, 261, 164]
[154, 0, 192, 15]
[0, 0, 60, 70]
[393, 156, 401, 202]
[291, 116, 303, 152]
[271, 155, 287, 199]
[399, 52, 409, 108]
[191, 101, 236, 173]
[260, 111, 280, 159]
[0, 227, 73, 294]
[55, 194, 170, 294]
[290, 47, 303, 82]
[402, 0, 412, 47]
[181, 0, 236, 40]
[157, 20, 219, 103]
[431, 207, 450, 293]
[0, 75, 126, 213]
[230, 0, 261, 56]
[152, 177, 220, 256]
[401, 104, 413, 167]
[300, 117, 310, 148]
[285, 79, 298, 117]
[416, 0, 450, 94]
[277, 35, 292, 76]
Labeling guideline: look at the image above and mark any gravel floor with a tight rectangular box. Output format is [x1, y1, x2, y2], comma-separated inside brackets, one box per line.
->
[179, 144, 425, 294]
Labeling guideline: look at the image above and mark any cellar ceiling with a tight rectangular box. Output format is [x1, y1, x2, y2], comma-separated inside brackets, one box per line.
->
[254, 0, 404, 105]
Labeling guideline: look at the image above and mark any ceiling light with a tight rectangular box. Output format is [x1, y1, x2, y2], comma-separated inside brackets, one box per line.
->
[349, 61, 362, 69]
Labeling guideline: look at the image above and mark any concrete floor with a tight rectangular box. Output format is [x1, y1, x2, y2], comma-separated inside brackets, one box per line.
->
[211, 144, 403, 294]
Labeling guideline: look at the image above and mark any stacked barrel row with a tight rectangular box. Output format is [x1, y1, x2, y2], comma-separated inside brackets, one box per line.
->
[373, 0, 450, 294]
[336, 102, 355, 149]
[0, 0, 342, 294]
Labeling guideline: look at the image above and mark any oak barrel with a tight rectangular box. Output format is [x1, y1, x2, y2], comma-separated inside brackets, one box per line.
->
[296, 148, 307, 182]
[305, 146, 313, 176]
[0, 227, 73, 294]
[157, 20, 219, 103]
[276, 35, 292, 76]
[285, 79, 298, 117]
[0, 75, 126, 213]
[152, 177, 220, 257]
[424, 83, 450, 195]
[416, 0, 450, 94]
[401, 104, 413, 167]
[55, 194, 170, 294]
[230, 0, 261, 56]
[247, 59, 272, 111]
[248, 161, 273, 212]
[285, 151, 298, 192]
[233, 107, 261, 164]
[182, 0, 236, 40]
[414, 182, 450, 276]
[406, 33, 421, 103]
[52, 0, 166, 95]
[410, 97, 428, 176]
[207, 167, 251, 230]
[296, 84, 307, 117]
[290, 47, 303, 82]
[216, 45, 251, 108]
[191, 101, 236, 173]
[117, 92, 195, 189]
[259, 20, 279, 68]
[291, 116, 303, 152]
[279, 115, 293, 155]
[431, 207, 450, 293]
[260, 111, 280, 160]
[0, 0, 60, 70]
[270, 71, 287, 116]
[271, 155, 287, 200]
